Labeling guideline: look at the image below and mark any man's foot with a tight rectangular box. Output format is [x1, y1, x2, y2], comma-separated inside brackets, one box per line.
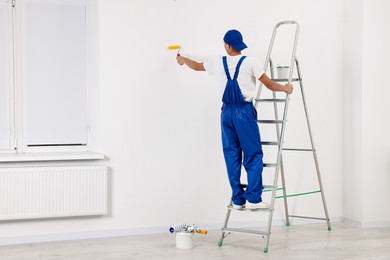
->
[245, 201, 269, 210]
[232, 203, 245, 209]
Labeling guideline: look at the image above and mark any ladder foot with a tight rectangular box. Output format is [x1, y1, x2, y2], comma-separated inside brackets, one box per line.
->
[285, 222, 291, 227]
[264, 247, 268, 253]
[218, 241, 223, 247]
[328, 226, 332, 231]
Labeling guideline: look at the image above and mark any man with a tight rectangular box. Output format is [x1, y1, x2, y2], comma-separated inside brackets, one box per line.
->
[177, 29, 293, 209]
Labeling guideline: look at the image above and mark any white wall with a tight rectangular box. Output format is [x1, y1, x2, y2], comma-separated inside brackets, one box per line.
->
[0, 0, 345, 244]
[343, 0, 390, 227]
[361, 0, 390, 226]
[343, 0, 364, 226]
[97, 0, 343, 228]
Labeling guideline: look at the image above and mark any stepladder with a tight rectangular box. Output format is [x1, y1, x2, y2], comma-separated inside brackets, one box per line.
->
[217, 21, 331, 253]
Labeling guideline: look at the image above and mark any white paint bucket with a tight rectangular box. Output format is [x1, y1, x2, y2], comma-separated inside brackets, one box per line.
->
[176, 232, 194, 249]
[276, 66, 289, 79]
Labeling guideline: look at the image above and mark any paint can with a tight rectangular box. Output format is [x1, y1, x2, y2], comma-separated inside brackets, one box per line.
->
[276, 65, 289, 79]
[176, 231, 194, 249]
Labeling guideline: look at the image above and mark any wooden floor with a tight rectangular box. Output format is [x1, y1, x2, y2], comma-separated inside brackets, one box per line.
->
[0, 222, 389, 259]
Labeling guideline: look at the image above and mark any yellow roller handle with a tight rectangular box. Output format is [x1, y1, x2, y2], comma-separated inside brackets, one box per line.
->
[197, 229, 208, 235]
[167, 45, 181, 50]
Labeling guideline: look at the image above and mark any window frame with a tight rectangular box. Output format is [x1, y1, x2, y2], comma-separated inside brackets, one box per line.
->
[0, 0, 96, 158]
[0, 0, 15, 154]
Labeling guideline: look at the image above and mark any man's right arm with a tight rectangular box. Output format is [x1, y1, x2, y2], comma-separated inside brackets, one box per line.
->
[259, 73, 293, 94]
[177, 56, 206, 71]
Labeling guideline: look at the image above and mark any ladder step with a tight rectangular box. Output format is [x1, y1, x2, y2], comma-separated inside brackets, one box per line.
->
[263, 187, 284, 193]
[228, 206, 270, 212]
[271, 78, 300, 82]
[240, 184, 276, 190]
[258, 120, 284, 124]
[221, 227, 269, 237]
[255, 98, 287, 103]
[261, 141, 281, 146]
[276, 190, 321, 199]
[283, 148, 314, 152]
[288, 215, 329, 221]
[263, 163, 278, 168]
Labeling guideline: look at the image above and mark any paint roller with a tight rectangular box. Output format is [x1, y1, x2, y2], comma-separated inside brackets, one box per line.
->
[167, 45, 181, 56]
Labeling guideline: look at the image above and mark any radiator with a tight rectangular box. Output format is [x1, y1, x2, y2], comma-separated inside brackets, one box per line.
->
[0, 165, 108, 221]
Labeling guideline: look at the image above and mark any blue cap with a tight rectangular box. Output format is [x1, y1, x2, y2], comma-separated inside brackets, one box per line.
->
[223, 29, 247, 51]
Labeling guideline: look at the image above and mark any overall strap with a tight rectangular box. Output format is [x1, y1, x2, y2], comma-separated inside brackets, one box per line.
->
[233, 56, 247, 79]
[222, 56, 231, 80]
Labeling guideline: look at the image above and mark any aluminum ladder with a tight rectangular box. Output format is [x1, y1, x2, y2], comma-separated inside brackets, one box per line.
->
[217, 21, 331, 253]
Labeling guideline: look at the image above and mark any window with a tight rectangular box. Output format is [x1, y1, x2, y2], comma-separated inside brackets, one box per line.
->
[0, 0, 13, 151]
[1, 0, 90, 154]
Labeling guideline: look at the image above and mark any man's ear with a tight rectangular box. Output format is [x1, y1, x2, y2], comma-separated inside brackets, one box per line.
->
[226, 44, 232, 53]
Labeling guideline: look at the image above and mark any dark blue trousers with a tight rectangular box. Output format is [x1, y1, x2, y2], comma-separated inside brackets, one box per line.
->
[220, 56, 264, 205]
[221, 103, 264, 205]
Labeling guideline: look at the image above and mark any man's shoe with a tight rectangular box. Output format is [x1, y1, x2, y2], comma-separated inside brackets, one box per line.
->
[232, 203, 245, 209]
[245, 201, 269, 210]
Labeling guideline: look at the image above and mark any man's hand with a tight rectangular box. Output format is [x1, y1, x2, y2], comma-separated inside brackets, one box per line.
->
[176, 55, 185, 65]
[284, 84, 293, 94]
[175, 56, 205, 71]
[259, 73, 294, 94]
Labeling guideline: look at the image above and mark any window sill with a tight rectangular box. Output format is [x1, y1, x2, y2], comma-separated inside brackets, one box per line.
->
[0, 151, 105, 162]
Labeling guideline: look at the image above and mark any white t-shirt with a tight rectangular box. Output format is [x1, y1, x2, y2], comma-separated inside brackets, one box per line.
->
[203, 55, 264, 102]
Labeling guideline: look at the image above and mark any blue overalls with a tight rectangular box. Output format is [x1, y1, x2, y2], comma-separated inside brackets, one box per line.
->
[221, 56, 264, 206]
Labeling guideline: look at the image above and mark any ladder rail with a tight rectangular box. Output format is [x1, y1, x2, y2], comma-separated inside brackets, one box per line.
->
[255, 21, 300, 103]
[265, 93, 290, 251]
[263, 21, 300, 251]
[269, 59, 290, 227]
[295, 58, 331, 229]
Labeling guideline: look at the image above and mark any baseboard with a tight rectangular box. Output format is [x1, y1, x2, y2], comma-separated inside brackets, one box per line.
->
[0, 216, 342, 246]
[342, 217, 390, 228]
[342, 217, 362, 227]
[0, 227, 168, 246]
